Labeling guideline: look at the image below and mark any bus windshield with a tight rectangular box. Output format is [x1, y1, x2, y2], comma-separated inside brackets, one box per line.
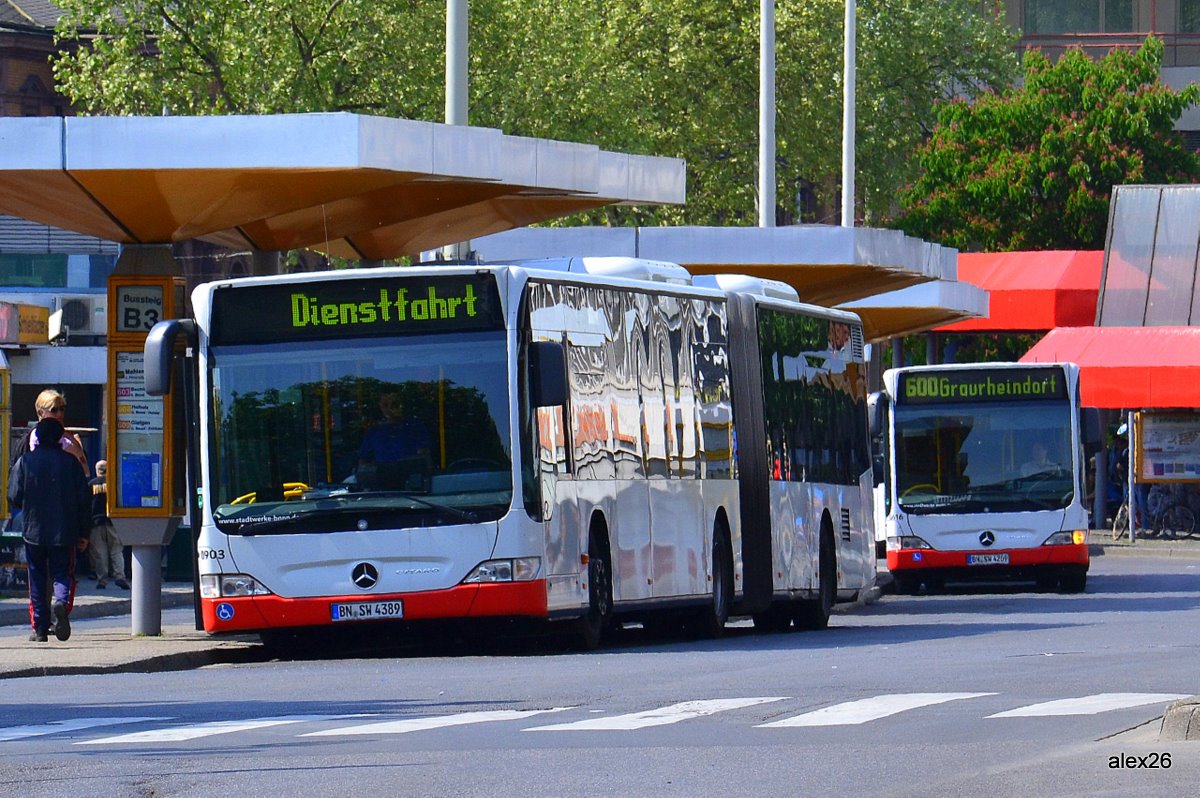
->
[894, 400, 1074, 514]
[208, 331, 513, 532]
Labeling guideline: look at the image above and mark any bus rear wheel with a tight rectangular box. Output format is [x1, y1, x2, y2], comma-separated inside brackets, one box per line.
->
[688, 525, 732, 639]
[794, 527, 835, 630]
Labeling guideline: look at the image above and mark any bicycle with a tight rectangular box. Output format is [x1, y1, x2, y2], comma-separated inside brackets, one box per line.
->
[1110, 500, 1131, 541]
[1145, 485, 1197, 540]
[1111, 487, 1197, 541]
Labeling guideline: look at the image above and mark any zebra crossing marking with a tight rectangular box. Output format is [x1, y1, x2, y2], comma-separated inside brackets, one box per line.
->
[6, 691, 1193, 746]
[525, 697, 787, 731]
[0, 717, 168, 743]
[79, 714, 371, 745]
[758, 693, 995, 727]
[301, 707, 572, 737]
[987, 693, 1189, 718]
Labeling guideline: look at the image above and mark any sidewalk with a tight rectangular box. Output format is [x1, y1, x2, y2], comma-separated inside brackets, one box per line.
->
[0, 579, 259, 679]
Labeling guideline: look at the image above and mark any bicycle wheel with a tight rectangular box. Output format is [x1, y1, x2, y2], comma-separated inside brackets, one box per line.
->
[1111, 502, 1130, 541]
[1163, 504, 1196, 539]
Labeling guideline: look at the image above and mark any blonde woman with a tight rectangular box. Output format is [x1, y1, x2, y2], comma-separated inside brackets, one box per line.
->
[10, 389, 89, 476]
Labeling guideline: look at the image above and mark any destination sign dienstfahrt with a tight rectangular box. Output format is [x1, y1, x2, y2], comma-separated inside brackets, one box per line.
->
[210, 274, 504, 345]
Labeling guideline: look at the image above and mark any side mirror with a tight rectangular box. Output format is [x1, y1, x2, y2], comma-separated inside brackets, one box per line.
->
[871, 453, 886, 486]
[144, 319, 196, 396]
[867, 391, 885, 439]
[867, 392, 887, 485]
[529, 340, 567, 407]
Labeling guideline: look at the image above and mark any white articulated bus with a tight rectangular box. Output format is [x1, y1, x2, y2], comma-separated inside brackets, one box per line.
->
[873, 362, 1092, 594]
[145, 258, 875, 648]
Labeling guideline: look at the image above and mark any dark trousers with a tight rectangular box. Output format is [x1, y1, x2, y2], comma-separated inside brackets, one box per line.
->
[25, 542, 76, 633]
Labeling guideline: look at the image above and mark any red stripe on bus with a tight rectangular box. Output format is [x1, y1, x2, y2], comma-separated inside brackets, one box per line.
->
[201, 580, 550, 633]
[886, 544, 1088, 571]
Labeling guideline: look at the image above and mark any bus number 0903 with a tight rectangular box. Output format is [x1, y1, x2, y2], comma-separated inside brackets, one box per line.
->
[199, 549, 226, 560]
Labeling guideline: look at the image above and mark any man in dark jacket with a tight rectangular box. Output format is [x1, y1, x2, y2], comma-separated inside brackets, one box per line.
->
[8, 417, 91, 642]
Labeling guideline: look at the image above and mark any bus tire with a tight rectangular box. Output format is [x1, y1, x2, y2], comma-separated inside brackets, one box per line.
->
[572, 525, 613, 651]
[259, 628, 317, 657]
[1059, 565, 1087, 594]
[794, 525, 835, 630]
[688, 523, 732, 639]
[892, 573, 921, 595]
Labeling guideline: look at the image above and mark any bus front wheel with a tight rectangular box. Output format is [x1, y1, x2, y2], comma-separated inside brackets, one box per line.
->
[572, 528, 613, 651]
[1059, 565, 1087, 594]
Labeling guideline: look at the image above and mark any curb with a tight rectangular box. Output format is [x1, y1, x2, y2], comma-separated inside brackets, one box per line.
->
[1087, 542, 1200, 558]
[1160, 698, 1200, 741]
[0, 645, 261, 680]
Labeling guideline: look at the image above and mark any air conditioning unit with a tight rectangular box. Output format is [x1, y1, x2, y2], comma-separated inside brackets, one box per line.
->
[52, 294, 107, 336]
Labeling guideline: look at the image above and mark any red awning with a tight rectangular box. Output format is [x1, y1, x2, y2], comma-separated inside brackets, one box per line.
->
[1020, 326, 1200, 408]
[938, 250, 1102, 332]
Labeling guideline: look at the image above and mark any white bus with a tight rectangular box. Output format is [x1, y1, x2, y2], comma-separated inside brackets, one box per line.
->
[145, 258, 875, 648]
[872, 362, 1091, 594]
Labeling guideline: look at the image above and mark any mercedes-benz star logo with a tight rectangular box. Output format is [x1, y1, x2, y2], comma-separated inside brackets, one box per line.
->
[351, 562, 379, 589]
[979, 531, 996, 547]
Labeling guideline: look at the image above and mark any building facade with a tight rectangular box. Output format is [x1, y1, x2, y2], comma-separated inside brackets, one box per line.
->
[995, 0, 1200, 133]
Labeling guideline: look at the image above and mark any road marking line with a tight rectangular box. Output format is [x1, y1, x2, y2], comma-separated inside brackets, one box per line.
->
[79, 714, 369, 744]
[0, 717, 168, 743]
[988, 693, 1190, 718]
[302, 708, 572, 737]
[758, 693, 996, 728]
[525, 698, 787, 731]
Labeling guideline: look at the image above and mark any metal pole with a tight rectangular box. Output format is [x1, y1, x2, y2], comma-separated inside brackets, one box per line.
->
[131, 547, 162, 636]
[1128, 410, 1137, 542]
[758, 0, 776, 228]
[443, 0, 471, 261]
[841, 0, 856, 227]
[446, 0, 468, 126]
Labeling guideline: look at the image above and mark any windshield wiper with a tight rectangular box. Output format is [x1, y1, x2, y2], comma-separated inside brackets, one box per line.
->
[342, 489, 480, 522]
[224, 495, 477, 535]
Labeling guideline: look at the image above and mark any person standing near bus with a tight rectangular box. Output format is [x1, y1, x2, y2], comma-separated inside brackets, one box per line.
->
[88, 460, 129, 590]
[8, 417, 92, 642]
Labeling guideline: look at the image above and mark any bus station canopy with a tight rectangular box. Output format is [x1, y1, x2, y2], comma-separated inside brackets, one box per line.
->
[0, 113, 684, 259]
[472, 225, 977, 338]
[838, 279, 988, 343]
[1020, 326, 1200, 409]
[937, 250, 1102, 333]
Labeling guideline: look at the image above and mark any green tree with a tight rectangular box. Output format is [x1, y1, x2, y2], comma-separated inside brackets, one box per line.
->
[895, 36, 1200, 251]
[52, 0, 1016, 228]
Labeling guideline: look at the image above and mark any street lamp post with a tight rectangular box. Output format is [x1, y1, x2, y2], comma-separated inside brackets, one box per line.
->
[759, 0, 776, 228]
[842, 0, 856, 228]
[443, 0, 471, 260]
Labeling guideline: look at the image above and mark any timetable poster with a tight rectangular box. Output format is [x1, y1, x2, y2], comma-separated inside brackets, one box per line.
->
[1137, 413, 1200, 483]
[119, 451, 162, 508]
[114, 349, 166, 509]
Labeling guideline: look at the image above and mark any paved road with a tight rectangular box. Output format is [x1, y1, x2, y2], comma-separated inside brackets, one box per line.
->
[0, 553, 1196, 796]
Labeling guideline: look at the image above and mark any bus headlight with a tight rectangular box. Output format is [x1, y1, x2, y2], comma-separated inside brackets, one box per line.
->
[1043, 530, 1087, 546]
[462, 557, 541, 583]
[200, 573, 273, 598]
[887, 535, 932, 551]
